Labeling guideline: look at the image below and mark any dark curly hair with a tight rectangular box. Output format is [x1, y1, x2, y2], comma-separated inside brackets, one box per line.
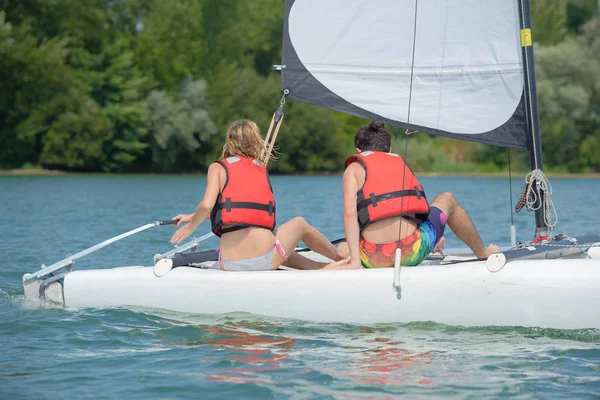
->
[354, 121, 392, 152]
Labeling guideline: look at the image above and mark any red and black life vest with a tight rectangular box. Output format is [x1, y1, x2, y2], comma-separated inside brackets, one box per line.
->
[345, 151, 429, 229]
[210, 157, 276, 237]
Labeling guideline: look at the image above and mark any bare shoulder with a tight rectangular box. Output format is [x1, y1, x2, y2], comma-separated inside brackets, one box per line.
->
[344, 162, 362, 176]
[208, 162, 224, 171]
[208, 162, 225, 176]
[344, 162, 364, 183]
[207, 162, 226, 187]
[343, 163, 361, 191]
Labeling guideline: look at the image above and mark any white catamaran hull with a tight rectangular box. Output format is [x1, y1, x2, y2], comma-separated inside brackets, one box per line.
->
[57, 253, 600, 330]
[21, 0, 600, 331]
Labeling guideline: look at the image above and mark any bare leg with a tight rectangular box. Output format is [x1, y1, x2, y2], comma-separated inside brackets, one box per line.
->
[430, 193, 499, 258]
[336, 242, 350, 259]
[271, 217, 345, 268]
[282, 252, 326, 270]
[282, 252, 354, 270]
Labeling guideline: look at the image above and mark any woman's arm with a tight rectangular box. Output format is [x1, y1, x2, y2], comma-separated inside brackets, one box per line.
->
[187, 163, 222, 228]
[170, 163, 223, 244]
[172, 212, 211, 226]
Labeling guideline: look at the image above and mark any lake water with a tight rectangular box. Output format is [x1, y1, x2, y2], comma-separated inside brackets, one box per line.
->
[1, 175, 599, 399]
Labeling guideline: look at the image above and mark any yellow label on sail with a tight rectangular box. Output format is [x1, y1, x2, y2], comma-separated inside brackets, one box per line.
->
[521, 28, 532, 47]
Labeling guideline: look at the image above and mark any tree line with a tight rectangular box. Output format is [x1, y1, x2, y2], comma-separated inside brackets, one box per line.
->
[0, 0, 598, 173]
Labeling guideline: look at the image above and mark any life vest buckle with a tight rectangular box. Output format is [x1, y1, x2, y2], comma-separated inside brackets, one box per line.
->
[268, 201, 275, 216]
[369, 193, 378, 207]
[415, 186, 422, 199]
[224, 198, 232, 212]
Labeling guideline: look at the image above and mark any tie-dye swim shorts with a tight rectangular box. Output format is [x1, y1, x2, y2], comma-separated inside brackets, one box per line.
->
[359, 207, 447, 268]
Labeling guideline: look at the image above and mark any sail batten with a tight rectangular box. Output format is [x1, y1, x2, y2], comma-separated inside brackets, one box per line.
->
[281, 0, 530, 148]
[295, 64, 522, 77]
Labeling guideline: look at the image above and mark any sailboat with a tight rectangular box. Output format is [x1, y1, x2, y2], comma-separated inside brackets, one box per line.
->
[22, 0, 600, 329]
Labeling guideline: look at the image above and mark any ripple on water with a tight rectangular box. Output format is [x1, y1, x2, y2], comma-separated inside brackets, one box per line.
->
[2, 176, 600, 398]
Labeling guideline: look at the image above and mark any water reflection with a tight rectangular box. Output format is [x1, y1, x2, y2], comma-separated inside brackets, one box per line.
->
[344, 337, 437, 386]
[201, 322, 296, 384]
[191, 322, 442, 388]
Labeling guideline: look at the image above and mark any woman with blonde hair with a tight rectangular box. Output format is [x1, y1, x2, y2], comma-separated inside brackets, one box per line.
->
[170, 119, 349, 271]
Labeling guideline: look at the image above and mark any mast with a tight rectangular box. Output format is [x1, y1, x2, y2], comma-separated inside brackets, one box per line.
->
[518, 0, 548, 237]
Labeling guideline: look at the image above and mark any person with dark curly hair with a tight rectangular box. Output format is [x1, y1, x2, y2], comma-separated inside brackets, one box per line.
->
[340, 122, 499, 268]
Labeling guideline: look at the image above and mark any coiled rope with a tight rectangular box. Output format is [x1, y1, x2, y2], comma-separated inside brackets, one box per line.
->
[515, 169, 558, 229]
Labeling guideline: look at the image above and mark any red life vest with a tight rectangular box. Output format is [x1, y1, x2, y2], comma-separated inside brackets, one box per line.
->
[210, 157, 276, 237]
[345, 151, 429, 229]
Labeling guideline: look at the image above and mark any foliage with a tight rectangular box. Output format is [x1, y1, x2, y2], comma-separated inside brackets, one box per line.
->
[40, 90, 113, 169]
[0, 10, 83, 168]
[95, 39, 153, 172]
[535, 17, 600, 171]
[531, 0, 568, 46]
[565, 0, 599, 33]
[0, 0, 599, 173]
[147, 78, 217, 170]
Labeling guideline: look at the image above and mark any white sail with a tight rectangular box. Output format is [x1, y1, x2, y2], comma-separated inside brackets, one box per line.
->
[282, 0, 529, 147]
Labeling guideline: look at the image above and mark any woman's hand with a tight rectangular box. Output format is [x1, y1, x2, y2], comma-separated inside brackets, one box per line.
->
[170, 223, 197, 244]
[432, 236, 446, 255]
[172, 214, 194, 227]
[322, 257, 358, 270]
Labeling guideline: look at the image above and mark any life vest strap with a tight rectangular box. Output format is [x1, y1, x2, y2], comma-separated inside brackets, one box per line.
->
[216, 198, 275, 216]
[220, 224, 250, 235]
[357, 188, 426, 210]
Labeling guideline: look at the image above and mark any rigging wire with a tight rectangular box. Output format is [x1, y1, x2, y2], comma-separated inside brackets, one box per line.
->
[397, 0, 420, 253]
[518, 0, 554, 238]
[508, 149, 515, 227]
[518, 0, 539, 169]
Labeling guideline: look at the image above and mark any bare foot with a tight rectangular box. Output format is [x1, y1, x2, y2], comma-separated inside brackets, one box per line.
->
[322, 257, 358, 270]
[336, 242, 350, 260]
[483, 244, 501, 258]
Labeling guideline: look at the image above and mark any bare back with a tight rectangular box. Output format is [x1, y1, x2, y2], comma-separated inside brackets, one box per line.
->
[212, 163, 276, 260]
[350, 163, 417, 244]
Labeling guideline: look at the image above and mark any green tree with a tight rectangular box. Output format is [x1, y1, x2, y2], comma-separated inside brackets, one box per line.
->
[1, 0, 598, 174]
[40, 90, 113, 170]
[531, 0, 568, 46]
[565, 0, 599, 33]
[147, 78, 217, 170]
[135, 0, 205, 89]
[199, 0, 283, 76]
[576, 18, 600, 171]
[93, 39, 153, 171]
[273, 101, 350, 173]
[0, 11, 84, 168]
[535, 22, 600, 171]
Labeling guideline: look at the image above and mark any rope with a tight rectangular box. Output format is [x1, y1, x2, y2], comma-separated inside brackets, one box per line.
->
[261, 90, 288, 166]
[515, 169, 557, 230]
[516, 235, 596, 259]
[516, 241, 600, 249]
